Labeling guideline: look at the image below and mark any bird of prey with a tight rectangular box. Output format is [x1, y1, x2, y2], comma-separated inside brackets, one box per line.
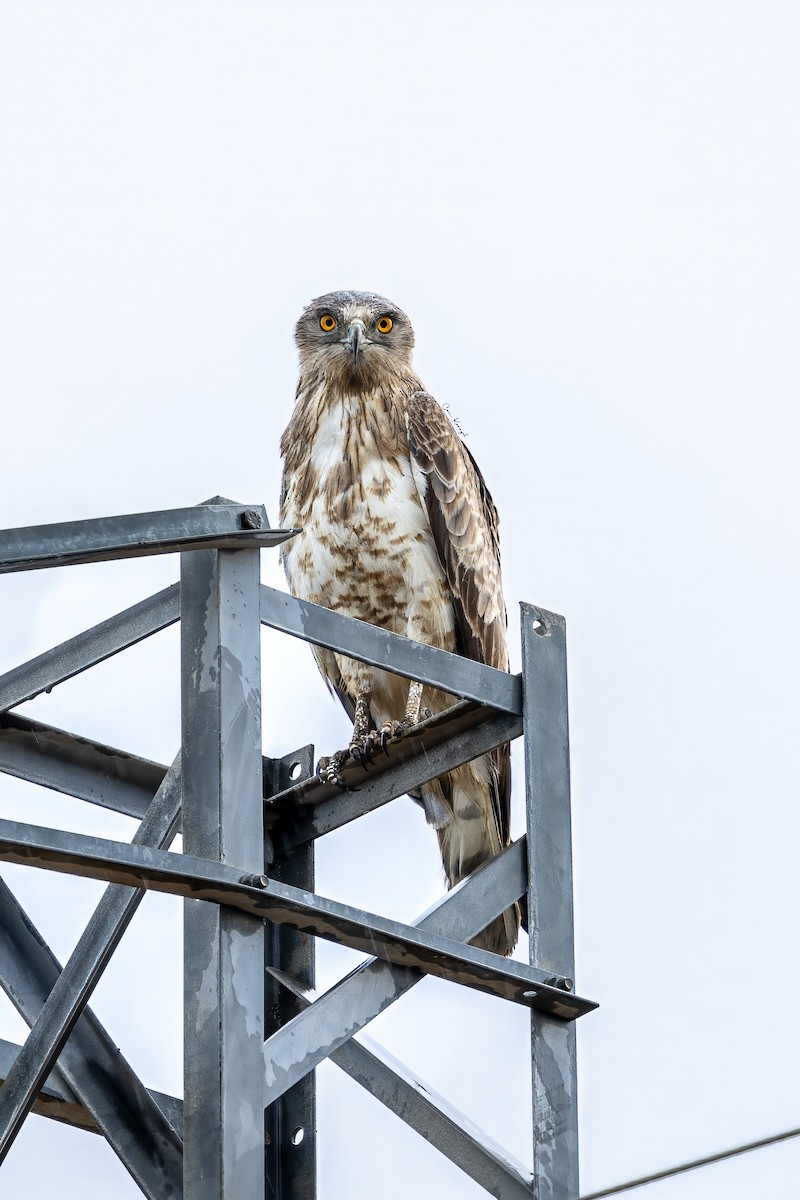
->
[279, 290, 518, 956]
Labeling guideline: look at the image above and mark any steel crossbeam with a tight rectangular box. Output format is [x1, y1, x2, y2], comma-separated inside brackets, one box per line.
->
[260, 585, 522, 714]
[0, 700, 512, 837]
[0, 501, 593, 1199]
[0, 712, 165, 819]
[0, 818, 593, 1018]
[0, 502, 296, 573]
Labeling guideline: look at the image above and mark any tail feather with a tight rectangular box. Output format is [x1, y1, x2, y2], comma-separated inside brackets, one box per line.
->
[422, 754, 519, 957]
[367, 672, 518, 955]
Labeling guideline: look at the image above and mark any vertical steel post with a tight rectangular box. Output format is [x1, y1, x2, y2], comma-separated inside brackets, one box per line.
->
[181, 549, 265, 1200]
[521, 603, 579, 1200]
[264, 847, 316, 1200]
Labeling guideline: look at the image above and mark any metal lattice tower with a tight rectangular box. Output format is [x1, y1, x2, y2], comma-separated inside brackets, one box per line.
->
[0, 498, 596, 1199]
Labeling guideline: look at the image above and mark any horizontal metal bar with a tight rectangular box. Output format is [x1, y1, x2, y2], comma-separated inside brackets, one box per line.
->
[0, 819, 594, 1018]
[0, 1037, 183, 1136]
[0, 713, 165, 819]
[0, 760, 182, 1168]
[260, 586, 522, 715]
[0, 503, 297, 573]
[0, 584, 180, 712]
[270, 700, 522, 854]
[0, 714, 293, 827]
[270, 969, 534, 1200]
[262, 838, 532, 1110]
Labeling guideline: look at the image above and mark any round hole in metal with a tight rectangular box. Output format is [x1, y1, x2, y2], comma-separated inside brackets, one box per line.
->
[291, 1127, 305, 1147]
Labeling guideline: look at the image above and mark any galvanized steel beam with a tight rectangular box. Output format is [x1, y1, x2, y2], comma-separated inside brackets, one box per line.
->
[0, 583, 180, 712]
[0, 712, 164, 820]
[260, 585, 522, 715]
[521, 604, 580, 1200]
[265, 850, 317, 1198]
[0, 712, 299, 827]
[0, 502, 297, 573]
[180, 548, 266, 1200]
[0, 759, 182, 1170]
[0, 818, 595, 1018]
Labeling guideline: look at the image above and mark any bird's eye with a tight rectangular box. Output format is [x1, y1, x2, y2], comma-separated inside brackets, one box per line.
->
[376, 316, 393, 333]
[320, 314, 337, 332]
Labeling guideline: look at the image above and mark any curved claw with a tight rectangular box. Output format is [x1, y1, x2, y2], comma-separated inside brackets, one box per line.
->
[378, 720, 407, 753]
[349, 744, 371, 772]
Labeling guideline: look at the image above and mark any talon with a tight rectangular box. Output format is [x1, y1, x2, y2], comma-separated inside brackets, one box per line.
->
[350, 745, 371, 772]
[349, 733, 378, 770]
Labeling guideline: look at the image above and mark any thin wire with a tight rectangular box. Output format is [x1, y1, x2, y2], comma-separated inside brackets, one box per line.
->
[579, 1124, 800, 1199]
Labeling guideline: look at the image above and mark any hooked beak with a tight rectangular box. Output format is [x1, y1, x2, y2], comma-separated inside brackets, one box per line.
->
[343, 319, 367, 365]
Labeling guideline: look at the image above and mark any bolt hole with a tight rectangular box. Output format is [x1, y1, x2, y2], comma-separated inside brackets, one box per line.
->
[291, 1126, 305, 1146]
[532, 618, 548, 637]
[289, 761, 303, 781]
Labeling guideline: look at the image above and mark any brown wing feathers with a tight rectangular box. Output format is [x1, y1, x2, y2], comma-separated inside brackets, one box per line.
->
[405, 391, 512, 846]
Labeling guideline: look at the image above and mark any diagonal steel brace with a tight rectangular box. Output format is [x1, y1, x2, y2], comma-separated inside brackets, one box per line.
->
[262, 837, 532, 1109]
[269, 966, 535, 1200]
[0, 763, 184, 1198]
[0, 584, 180, 713]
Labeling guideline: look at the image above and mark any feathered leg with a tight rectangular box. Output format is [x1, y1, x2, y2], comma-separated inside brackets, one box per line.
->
[318, 675, 433, 785]
[376, 679, 425, 744]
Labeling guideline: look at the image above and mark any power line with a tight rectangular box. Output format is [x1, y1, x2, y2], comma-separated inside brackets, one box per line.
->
[580, 1123, 800, 1199]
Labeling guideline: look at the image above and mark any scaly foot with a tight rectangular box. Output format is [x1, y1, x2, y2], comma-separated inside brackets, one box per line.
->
[317, 714, 427, 787]
[315, 749, 354, 790]
[348, 729, 388, 768]
[376, 717, 419, 750]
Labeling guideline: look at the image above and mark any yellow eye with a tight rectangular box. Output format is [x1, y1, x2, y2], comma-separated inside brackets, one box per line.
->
[320, 314, 337, 332]
[376, 315, 393, 333]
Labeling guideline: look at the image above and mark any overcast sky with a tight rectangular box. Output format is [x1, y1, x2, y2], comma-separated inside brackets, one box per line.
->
[1, 2, 799, 1197]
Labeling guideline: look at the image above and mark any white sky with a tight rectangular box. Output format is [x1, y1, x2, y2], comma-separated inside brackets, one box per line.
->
[1, 2, 799, 1196]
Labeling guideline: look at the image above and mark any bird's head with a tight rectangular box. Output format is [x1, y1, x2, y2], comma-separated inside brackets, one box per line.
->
[294, 290, 415, 391]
